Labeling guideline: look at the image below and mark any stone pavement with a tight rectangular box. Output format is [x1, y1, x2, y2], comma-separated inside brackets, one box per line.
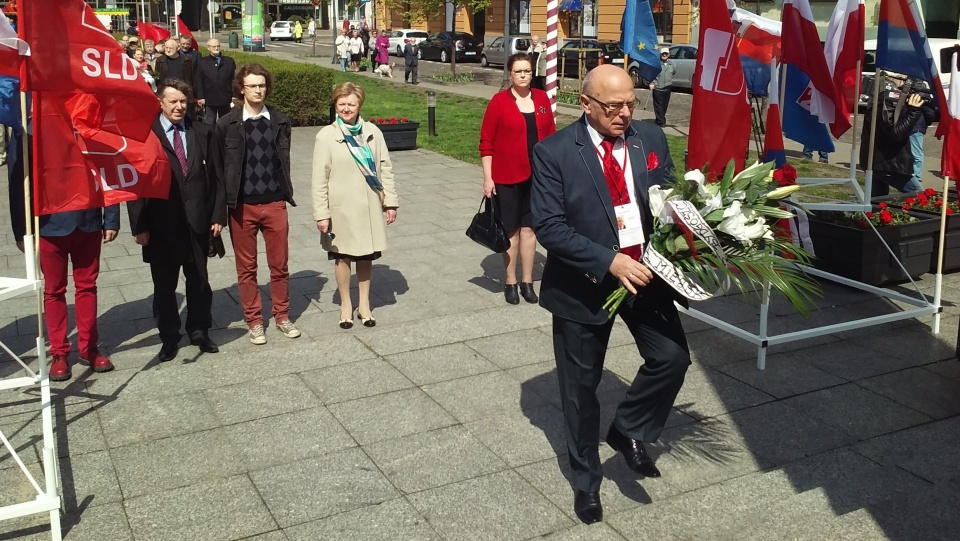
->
[1, 127, 960, 540]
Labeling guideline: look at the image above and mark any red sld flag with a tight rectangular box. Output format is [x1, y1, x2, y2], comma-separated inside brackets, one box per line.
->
[33, 92, 171, 215]
[21, 0, 159, 142]
[137, 21, 171, 47]
[687, 0, 752, 179]
[177, 17, 199, 51]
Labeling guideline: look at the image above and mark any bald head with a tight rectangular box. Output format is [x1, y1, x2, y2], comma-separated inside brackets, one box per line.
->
[580, 65, 638, 138]
[163, 39, 178, 57]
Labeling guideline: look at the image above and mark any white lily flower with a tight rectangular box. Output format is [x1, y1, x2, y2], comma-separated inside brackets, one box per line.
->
[684, 170, 714, 199]
[765, 184, 802, 200]
[648, 185, 675, 220]
[722, 200, 742, 218]
[718, 206, 771, 246]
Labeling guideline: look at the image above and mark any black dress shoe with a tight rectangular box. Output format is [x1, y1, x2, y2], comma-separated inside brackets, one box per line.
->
[158, 342, 179, 362]
[606, 424, 661, 478]
[519, 282, 538, 303]
[504, 284, 520, 305]
[190, 334, 220, 354]
[573, 489, 603, 524]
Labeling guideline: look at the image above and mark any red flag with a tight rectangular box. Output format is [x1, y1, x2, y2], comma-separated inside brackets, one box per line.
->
[137, 21, 171, 46]
[177, 17, 199, 51]
[688, 0, 752, 179]
[823, 0, 864, 139]
[21, 0, 158, 142]
[33, 92, 171, 215]
[943, 50, 959, 179]
[0, 13, 28, 77]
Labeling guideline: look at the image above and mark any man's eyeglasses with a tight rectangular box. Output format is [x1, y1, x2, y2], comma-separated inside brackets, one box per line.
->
[512, 69, 533, 75]
[243, 84, 268, 90]
[585, 95, 639, 115]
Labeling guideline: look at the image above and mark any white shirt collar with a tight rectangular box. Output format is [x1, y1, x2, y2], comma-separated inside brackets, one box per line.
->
[585, 121, 623, 150]
[242, 106, 271, 121]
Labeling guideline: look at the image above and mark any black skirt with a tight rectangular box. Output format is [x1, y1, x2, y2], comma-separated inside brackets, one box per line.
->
[328, 251, 382, 262]
[494, 179, 532, 233]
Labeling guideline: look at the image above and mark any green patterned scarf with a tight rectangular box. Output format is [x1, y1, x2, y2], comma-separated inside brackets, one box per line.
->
[336, 116, 384, 202]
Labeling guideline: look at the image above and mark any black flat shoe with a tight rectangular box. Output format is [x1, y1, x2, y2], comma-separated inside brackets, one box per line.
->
[504, 284, 520, 305]
[190, 334, 219, 354]
[359, 315, 376, 327]
[519, 282, 538, 303]
[158, 342, 179, 362]
[339, 319, 354, 329]
[573, 489, 603, 524]
[606, 424, 661, 478]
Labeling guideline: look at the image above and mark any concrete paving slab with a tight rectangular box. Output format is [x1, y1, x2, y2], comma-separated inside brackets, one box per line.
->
[123, 475, 277, 541]
[299, 358, 414, 404]
[853, 416, 960, 483]
[384, 343, 500, 386]
[672, 365, 776, 420]
[407, 470, 572, 541]
[283, 498, 438, 541]
[363, 426, 507, 494]
[465, 328, 555, 369]
[857, 366, 960, 419]
[422, 370, 552, 424]
[327, 388, 457, 445]
[204, 373, 324, 426]
[249, 447, 399, 528]
[95, 391, 220, 448]
[59, 450, 122, 510]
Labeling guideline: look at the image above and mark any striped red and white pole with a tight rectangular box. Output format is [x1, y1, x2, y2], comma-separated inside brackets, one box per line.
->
[545, 0, 559, 117]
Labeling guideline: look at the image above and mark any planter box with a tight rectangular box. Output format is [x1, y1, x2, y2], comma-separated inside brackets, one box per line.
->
[807, 213, 940, 286]
[375, 121, 419, 151]
[909, 211, 960, 273]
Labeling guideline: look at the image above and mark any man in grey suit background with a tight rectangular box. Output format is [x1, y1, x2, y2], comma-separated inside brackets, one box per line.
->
[403, 38, 419, 85]
[530, 65, 691, 525]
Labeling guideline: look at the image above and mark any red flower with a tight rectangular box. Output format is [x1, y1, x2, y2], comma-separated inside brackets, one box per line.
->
[925, 188, 937, 196]
[905, 197, 916, 205]
[918, 195, 929, 205]
[902, 204, 912, 211]
[773, 164, 798, 186]
[936, 199, 944, 207]
[880, 210, 893, 224]
[865, 211, 874, 218]
[390, 117, 398, 124]
[878, 201, 888, 209]
[948, 208, 955, 215]
[401, 117, 408, 122]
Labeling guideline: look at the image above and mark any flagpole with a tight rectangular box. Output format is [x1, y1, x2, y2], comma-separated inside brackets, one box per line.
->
[778, 62, 786, 126]
[865, 71, 884, 203]
[848, 59, 861, 183]
[933, 173, 950, 332]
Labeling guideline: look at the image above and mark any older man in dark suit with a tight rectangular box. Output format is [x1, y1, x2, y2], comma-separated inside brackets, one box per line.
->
[195, 38, 237, 124]
[403, 38, 419, 85]
[531, 65, 691, 525]
[128, 79, 226, 362]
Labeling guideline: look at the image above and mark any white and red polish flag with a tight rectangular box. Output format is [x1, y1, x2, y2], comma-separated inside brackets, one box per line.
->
[943, 50, 960, 179]
[823, 0, 864, 139]
[0, 13, 29, 77]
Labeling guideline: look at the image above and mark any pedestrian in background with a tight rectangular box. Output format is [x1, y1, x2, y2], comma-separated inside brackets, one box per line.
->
[294, 20, 303, 43]
[348, 30, 363, 73]
[908, 80, 939, 189]
[307, 17, 316, 40]
[802, 146, 829, 163]
[479, 53, 557, 305]
[650, 47, 675, 128]
[312, 82, 398, 329]
[404, 38, 419, 84]
[527, 35, 547, 90]
[155, 39, 195, 92]
[179, 34, 198, 63]
[212, 64, 301, 345]
[375, 29, 390, 69]
[335, 29, 348, 72]
[195, 38, 237, 124]
[861, 81, 925, 197]
[143, 39, 158, 70]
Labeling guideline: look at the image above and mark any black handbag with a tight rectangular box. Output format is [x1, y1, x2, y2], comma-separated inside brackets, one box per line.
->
[466, 196, 510, 253]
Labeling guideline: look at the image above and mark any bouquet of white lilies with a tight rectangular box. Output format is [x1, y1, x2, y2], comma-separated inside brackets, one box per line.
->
[603, 160, 821, 319]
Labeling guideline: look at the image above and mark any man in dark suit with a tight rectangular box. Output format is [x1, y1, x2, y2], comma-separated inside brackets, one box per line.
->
[403, 38, 419, 85]
[128, 79, 226, 362]
[195, 38, 237, 124]
[531, 65, 691, 524]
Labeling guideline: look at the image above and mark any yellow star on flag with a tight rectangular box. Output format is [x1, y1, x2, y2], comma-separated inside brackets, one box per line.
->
[638, 42, 646, 51]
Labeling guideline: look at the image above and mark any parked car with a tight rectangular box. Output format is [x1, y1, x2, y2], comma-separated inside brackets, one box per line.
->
[628, 44, 697, 89]
[557, 39, 625, 78]
[417, 32, 484, 63]
[388, 29, 429, 57]
[269, 21, 294, 41]
[481, 36, 532, 68]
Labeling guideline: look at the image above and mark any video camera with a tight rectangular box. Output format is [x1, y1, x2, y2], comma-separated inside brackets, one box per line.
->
[901, 77, 934, 103]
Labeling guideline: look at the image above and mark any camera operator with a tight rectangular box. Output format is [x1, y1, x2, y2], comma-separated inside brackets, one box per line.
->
[860, 75, 927, 197]
[907, 79, 939, 188]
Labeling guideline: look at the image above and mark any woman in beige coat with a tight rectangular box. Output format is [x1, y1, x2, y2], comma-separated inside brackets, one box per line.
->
[313, 82, 398, 328]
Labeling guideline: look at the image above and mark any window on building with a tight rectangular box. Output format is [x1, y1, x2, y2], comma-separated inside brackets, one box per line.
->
[508, 0, 531, 35]
[653, 0, 673, 43]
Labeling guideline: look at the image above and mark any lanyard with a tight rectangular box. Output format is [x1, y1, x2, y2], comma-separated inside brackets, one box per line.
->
[595, 142, 630, 205]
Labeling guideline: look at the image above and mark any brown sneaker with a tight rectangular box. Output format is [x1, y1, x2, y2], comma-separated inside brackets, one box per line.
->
[80, 351, 115, 373]
[49, 354, 70, 382]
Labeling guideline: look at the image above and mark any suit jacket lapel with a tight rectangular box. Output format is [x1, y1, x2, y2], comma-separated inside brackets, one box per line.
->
[624, 126, 651, 223]
[575, 117, 618, 234]
[185, 119, 203, 179]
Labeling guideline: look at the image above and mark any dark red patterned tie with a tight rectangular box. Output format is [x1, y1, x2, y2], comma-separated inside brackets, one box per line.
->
[600, 137, 642, 260]
[172, 124, 188, 175]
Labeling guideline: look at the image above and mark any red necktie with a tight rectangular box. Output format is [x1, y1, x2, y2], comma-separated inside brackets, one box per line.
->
[171, 124, 188, 175]
[600, 137, 642, 260]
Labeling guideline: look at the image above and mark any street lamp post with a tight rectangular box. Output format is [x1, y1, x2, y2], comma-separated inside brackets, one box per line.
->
[427, 91, 437, 136]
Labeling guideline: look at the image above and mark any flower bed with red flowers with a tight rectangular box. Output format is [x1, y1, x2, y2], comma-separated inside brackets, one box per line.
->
[815, 202, 921, 230]
[900, 188, 960, 215]
[368, 117, 411, 124]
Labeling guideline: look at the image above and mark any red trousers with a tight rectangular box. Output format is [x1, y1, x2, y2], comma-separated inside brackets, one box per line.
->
[39, 230, 102, 357]
[228, 201, 291, 327]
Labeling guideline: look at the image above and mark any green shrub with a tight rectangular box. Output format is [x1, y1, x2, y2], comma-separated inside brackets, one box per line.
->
[263, 14, 274, 26]
[287, 15, 304, 23]
[228, 50, 334, 126]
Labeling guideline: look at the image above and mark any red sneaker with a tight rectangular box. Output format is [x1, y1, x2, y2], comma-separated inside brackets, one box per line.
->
[49, 354, 70, 382]
[80, 351, 115, 373]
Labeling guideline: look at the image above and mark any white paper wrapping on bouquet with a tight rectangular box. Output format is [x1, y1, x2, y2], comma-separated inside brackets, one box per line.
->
[642, 199, 727, 301]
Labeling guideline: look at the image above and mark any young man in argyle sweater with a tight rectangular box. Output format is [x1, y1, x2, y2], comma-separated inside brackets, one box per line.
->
[211, 64, 300, 345]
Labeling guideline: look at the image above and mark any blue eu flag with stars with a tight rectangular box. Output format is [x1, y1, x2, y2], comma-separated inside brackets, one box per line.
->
[621, 0, 661, 83]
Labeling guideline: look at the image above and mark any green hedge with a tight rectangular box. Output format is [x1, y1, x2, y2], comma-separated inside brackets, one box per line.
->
[226, 50, 334, 126]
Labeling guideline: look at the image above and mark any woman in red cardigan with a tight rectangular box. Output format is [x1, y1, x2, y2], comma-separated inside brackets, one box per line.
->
[479, 53, 557, 305]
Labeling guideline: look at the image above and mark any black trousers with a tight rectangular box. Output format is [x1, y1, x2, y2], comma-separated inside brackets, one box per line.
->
[150, 258, 212, 345]
[552, 295, 690, 492]
[405, 66, 418, 83]
[652, 88, 672, 127]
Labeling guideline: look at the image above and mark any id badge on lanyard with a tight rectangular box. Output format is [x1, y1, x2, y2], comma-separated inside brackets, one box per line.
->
[598, 145, 645, 249]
